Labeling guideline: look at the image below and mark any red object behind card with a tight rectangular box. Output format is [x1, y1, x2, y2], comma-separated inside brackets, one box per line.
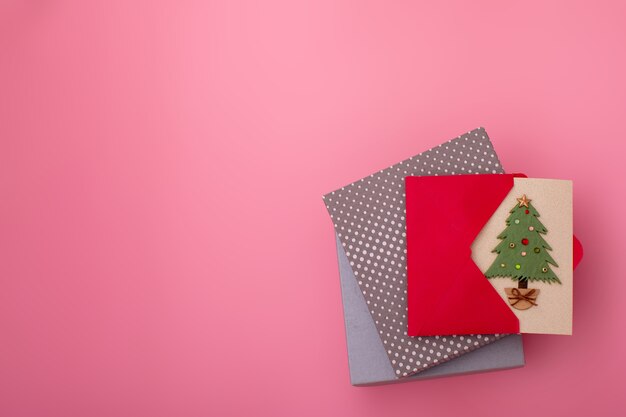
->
[405, 174, 520, 336]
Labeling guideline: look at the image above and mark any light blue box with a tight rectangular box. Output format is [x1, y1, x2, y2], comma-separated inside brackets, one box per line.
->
[336, 235, 525, 386]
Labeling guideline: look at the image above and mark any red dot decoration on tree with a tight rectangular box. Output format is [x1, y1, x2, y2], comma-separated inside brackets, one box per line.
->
[521, 238, 529, 245]
[525, 209, 529, 214]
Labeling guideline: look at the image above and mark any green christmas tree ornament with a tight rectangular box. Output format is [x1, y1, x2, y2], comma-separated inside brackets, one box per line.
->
[485, 194, 560, 310]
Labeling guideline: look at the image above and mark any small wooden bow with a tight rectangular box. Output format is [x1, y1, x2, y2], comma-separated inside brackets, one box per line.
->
[508, 288, 538, 307]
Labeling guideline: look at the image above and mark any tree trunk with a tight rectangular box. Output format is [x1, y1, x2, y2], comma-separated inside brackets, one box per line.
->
[518, 279, 528, 289]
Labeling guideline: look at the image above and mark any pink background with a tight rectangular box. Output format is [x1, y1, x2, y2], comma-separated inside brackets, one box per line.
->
[1, 1, 624, 416]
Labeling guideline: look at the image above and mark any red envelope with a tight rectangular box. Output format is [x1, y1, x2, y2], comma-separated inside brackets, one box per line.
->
[405, 174, 583, 336]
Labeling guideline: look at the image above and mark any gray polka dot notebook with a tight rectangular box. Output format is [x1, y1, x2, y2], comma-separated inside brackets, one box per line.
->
[323, 127, 509, 378]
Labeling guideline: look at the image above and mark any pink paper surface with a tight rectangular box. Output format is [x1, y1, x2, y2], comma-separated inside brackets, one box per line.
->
[0, 1, 624, 416]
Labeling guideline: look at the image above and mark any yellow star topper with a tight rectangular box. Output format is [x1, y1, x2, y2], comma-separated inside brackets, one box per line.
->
[517, 194, 531, 208]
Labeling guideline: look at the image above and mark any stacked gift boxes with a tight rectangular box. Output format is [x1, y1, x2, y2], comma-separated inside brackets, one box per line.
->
[323, 128, 580, 386]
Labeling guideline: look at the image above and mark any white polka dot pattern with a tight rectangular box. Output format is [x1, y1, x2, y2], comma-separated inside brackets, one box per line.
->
[323, 128, 507, 377]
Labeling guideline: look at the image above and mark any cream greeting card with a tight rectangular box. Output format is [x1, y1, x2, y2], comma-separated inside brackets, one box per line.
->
[472, 178, 573, 335]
